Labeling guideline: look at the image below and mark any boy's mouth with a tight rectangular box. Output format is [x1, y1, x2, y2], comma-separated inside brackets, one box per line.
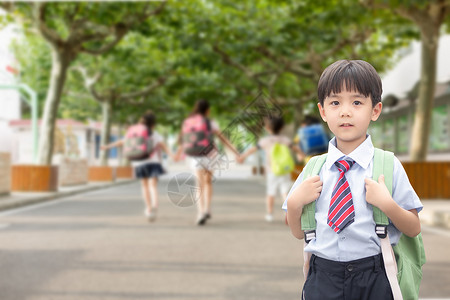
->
[340, 123, 353, 128]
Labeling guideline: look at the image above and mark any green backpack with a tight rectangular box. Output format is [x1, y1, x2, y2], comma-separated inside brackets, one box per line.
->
[300, 148, 426, 300]
[271, 143, 295, 176]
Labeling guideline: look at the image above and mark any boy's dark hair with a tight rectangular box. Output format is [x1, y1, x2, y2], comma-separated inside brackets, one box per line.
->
[140, 110, 156, 128]
[266, 115, 284, 134]
[193, 99, 210, 116]
[317, 60, 382, 107]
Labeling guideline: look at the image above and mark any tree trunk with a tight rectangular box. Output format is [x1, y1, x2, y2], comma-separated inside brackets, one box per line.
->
[37, 47, 73, 165]
[409, 26, 439, 162]
[117, 124, 128, 166]
[99, 100, 112, 166]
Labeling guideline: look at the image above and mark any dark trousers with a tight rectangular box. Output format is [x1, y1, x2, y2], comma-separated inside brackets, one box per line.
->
[302, 254, 393, 300]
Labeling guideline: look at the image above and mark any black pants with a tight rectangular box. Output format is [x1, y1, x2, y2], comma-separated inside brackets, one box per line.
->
[302, 254, 393, 300]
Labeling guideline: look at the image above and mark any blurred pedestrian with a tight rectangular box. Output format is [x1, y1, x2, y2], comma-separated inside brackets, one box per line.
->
[237, 115, 303, 222]
[175, 99, 239, 225]
[295, 115, 330, 163]
[102, 111, 175, 222]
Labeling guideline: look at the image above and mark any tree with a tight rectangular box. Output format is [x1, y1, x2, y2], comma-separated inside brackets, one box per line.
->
[198, 0, 408, 129]
[74, 55, 170, 166]
[1, 2, 165, 165]
[362, 0, 450, 161]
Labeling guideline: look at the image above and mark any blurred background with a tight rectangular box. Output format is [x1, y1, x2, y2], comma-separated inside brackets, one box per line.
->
[0, 1, 450, 300]
[0, 1, 449, 167]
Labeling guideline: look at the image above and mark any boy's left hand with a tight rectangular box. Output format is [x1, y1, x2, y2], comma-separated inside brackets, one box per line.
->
[364, 175, 393, 211]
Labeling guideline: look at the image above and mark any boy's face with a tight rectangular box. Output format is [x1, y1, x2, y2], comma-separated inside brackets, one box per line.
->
[317, 86, 382, 153]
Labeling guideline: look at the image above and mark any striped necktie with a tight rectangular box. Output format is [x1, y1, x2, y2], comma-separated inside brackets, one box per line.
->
[328, 159, 355, 233]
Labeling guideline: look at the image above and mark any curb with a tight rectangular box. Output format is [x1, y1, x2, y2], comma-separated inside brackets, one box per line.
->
[0, 179, 137, 212]
[415, 199, 450, 231]
[432, 211, 450, 230]
[421, 211, 450, 231]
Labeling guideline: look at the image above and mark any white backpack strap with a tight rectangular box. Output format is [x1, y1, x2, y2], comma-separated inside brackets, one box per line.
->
[303, 241, 312, 280]
[373, 148, 403, 299]
[300, 154, 327, 280]
[380, 235, 403, 300]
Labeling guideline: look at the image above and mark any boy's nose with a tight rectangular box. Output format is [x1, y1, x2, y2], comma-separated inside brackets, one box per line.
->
[340, 109, 351, 117]
[339, 103, 353, 117]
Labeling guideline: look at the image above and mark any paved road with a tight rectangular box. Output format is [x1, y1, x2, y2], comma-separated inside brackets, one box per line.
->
[0, 178, 449, 300]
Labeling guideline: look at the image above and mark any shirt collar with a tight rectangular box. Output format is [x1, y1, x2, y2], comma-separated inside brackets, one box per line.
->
[325, 135, 374, 170]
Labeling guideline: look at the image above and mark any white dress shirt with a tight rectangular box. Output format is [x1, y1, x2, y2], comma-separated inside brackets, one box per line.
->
[282, 135, 423, 262]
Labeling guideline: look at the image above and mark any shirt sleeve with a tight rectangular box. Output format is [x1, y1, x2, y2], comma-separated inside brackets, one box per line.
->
[257, 136, 268, 150]
[282, 171, 304, 211]
[284, 136, 292, 146]
[392, 156, 423, 213]
[153, 132, 164, 146]
[210, 120, 220, 132]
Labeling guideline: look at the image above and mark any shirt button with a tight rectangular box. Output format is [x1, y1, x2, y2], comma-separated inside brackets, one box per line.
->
[341, 236, 346, 240]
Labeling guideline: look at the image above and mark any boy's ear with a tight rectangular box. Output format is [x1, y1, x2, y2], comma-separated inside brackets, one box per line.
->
[317, 103, 327, 122]
[371, 102, 382, 121]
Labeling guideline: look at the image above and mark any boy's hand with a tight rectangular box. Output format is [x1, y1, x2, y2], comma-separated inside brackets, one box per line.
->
[364, 175, 393, 211]
[287, 175, 322, 212]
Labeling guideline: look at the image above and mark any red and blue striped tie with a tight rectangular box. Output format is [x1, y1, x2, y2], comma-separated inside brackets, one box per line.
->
[328, 159, 355, 233]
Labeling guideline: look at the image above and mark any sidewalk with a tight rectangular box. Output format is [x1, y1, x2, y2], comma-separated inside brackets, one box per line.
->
[0, 179, 136, 212]
[0, 162, 260, 213]
[1, 162, 449, 230]
[419, 200, 450, 230]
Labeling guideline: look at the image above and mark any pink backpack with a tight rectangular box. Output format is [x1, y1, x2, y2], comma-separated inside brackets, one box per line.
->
[182, 114, 214, 156]
[123, 124, 155, 161]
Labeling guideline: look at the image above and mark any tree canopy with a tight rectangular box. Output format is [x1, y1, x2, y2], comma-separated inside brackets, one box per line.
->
[2, 0, 444, 163]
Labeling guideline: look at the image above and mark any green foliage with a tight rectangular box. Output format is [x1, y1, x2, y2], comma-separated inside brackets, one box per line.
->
[5, 0, 423, 133]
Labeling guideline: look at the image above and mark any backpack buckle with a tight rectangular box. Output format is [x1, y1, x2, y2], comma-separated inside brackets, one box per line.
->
[304, 230, 316, 243]
[375, 225, 387, 238]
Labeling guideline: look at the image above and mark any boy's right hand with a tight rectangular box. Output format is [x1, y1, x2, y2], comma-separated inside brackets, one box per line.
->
[287, 175, 323, 212]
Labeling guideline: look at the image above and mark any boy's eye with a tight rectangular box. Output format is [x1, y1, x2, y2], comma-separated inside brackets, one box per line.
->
[353, 101, 362, 105]
[330, 101, 340, 106]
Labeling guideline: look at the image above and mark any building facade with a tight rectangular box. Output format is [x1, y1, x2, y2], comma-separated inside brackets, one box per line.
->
[368, 35, 450, 159]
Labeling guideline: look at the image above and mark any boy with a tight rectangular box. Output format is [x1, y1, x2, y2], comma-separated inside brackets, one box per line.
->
[283, 60, 422, 299]
[238, 116, 304, 222]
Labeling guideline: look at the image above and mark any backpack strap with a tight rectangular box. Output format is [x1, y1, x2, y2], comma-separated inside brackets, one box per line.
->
[299, 153, 327, 280]
[300, 153, 327, 242]
[146, 125, 153, 137]
[372, 148, 394, 232]
[204, 117, 212, 132]
[372, 148, 403, 300]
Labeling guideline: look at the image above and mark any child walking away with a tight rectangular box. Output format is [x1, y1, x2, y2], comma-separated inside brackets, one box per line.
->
[175, 99, 239, 226]
[102, 111, 175, 222]
[238, 115, 304, 222]
[283, 60, 424, 300]
[295, 115, 331, 161]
